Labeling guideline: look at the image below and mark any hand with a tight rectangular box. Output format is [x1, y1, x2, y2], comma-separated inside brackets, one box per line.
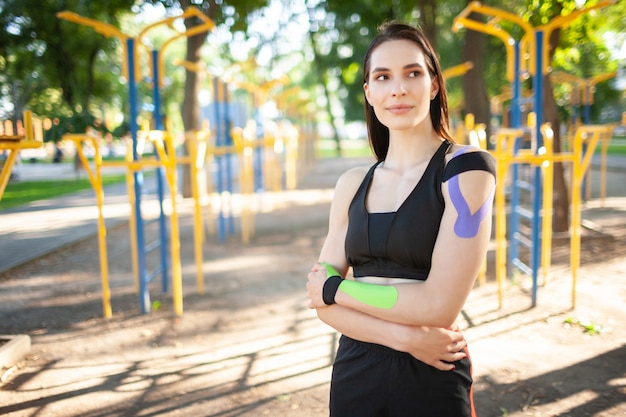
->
[399, 325, 467, 371]
[306, 263, 329, 309]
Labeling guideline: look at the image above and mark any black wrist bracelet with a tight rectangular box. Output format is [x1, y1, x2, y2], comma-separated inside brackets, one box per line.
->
[322, 275, 343, 305]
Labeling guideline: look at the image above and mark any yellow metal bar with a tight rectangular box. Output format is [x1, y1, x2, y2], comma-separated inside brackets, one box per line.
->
[157, 10, 215, 88]
[469, 2, 535, 75]
[538, 1, 616, 75]
[453, 17, 516, 82]
[494, 128, 525, 308]
[570, 128, 584, 309]
[540, 124, 554, 287]
[56, 11, 129, 80]
[63, 134, 113, 318]
[149, 130, 183, 316]
[568, 124, 611, 308]
[0, 111, 42, 201]
[0, 144, 20, 201]
[186, 132, 205, 293]
[442, 61, 474, 80]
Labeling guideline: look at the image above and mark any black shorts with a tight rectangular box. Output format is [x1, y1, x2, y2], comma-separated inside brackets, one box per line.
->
[329, 335, 476, 417]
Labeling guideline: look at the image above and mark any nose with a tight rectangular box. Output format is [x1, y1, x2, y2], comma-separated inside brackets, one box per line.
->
[391, 82, 407, 96]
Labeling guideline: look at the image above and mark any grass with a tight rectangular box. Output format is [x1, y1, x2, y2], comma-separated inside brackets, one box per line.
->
[602, 137, 626, 155]
[316, 139, 374, 159]
[0, 174, 127, 210]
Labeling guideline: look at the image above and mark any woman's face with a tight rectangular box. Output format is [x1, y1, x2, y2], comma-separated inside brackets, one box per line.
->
[364, 39, 438, 133]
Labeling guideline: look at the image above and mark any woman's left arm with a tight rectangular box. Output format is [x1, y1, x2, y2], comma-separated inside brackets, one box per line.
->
[307, 152, 496, 327]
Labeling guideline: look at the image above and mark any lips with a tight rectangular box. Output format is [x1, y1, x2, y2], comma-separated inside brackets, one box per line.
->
[386, 104, 413, 114]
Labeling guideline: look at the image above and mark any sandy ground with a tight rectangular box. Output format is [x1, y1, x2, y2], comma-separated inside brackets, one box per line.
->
[0, 156, 625, 417]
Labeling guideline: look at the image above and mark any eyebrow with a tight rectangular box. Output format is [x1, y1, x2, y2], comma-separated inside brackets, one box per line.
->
[371, 63, 425, 73]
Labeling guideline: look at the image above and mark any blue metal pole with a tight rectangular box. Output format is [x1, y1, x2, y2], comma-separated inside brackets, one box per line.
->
[223, 80, 235, 236]
[152, 50, 163, 132]
[530, 30, 545, 307]
[254, 92, 264, 192]
[128, 38, 150, 314]
[508, 41, 522, 275]
[151, 49, 169, 293]
[213, 77, 226, 242]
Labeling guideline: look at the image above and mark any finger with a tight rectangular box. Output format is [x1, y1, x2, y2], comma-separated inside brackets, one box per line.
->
[431, 361, 455, 371]
[448, 339, 467, 352]
[450, 332, 465, 343]
[443, 351, 467, 363]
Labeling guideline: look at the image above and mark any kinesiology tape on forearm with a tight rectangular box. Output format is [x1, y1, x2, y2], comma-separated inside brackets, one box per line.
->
[320, 263, 398, 309]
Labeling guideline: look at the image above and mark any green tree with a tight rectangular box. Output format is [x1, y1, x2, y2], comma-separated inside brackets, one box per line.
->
[0, 0, 135, 129]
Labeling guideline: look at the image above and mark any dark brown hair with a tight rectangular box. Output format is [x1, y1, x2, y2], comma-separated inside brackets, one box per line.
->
[363, 22, 454, 161]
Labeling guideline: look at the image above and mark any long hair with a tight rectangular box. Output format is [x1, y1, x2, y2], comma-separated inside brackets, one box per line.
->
[363, 22, 454, 161]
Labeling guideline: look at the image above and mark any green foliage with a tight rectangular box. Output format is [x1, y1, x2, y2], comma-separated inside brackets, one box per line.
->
[564, 316, 605, 335]
[0, 0, 135, 126]
[1, 0, 623, 140]
[43, 112, 109, 142]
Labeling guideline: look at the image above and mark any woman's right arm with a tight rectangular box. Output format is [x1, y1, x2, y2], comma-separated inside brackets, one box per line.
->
[312, 167, 466, 371]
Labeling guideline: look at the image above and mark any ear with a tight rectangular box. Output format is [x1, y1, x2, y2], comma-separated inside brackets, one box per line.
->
[363, 82, 371, 105]
[430, 76, 440, 100]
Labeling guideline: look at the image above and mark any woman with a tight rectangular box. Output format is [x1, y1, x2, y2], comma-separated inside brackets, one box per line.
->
[306, 22, 495, 416]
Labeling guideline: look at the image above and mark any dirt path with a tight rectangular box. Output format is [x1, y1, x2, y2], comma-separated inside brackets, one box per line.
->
[0, 157, 625, 417]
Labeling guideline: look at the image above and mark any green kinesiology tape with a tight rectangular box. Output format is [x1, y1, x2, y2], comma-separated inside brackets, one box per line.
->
[320, 262, 341, 279]
[339, 280, 398, 310]
[319, 262, 398, 309]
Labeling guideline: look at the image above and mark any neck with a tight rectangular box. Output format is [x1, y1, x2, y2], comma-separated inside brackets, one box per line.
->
[384, 127, 443, 171]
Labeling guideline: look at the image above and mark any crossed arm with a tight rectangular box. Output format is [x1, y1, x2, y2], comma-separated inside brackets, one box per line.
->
[307, 152, 495, 369]
[309, 161, 495, 328]
[307, 164, 496, 369]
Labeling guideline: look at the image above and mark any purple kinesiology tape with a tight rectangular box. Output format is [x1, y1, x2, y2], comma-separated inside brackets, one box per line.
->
[448, 148, 495, 238]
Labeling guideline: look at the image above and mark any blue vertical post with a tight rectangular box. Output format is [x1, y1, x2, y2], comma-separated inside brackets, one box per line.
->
[530, 30, 544, 307]
[508, 41, 522, 274]
[151, 50, 163, 132]
[128, 38, 150, 314]
[213, 76, 227, 242]
[223, 80, 235, 235]
[253, 92, 264, 192]
[151, 49, 170, 293]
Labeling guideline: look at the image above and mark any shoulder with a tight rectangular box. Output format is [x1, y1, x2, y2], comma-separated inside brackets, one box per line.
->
[444, 144, 495, 181]
[335, 164, 372, 194]
[328, 164, 373, 211]
[445, 144, 493, 161]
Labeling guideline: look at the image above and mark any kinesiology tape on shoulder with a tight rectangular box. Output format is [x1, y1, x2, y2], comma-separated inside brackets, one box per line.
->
[320, 263, 398, 309]
[444, 149, 496, 238]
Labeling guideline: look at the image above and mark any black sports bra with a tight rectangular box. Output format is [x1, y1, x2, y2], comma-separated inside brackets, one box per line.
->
[344, 141, 495, 280]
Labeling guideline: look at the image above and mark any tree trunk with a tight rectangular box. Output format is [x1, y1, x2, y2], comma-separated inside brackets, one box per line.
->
[543, 28, 569, 232]
[418, 0, 438, 48]
[178, 0, 214, 197]
[307, 14, 341, 156]
[461, 10, 491, 142]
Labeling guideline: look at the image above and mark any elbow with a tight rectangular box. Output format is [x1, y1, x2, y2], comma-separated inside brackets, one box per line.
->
[316, 307, 333, 325]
